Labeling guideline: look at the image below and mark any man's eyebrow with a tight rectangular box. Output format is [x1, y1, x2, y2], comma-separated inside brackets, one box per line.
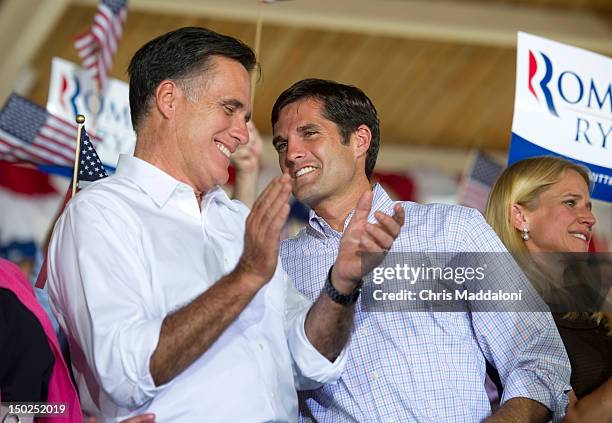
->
[220, 98, 245, 109]
[297, 123, 321, 133]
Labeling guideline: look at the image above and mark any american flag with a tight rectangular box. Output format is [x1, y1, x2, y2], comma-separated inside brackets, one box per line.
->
[0, 94, 89, 167]
[77, 125, 108, 189]
[35, 124, 108, 289]
[458, 151, 504, 213]
[74, 0, 127, 90]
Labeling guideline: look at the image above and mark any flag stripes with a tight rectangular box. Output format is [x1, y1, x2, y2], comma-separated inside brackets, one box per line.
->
[0, 94, 101, 167]
[74, 0, 127, 90]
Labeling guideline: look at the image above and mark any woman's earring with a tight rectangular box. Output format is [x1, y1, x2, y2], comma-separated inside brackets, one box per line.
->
[522, 227, 529, 241]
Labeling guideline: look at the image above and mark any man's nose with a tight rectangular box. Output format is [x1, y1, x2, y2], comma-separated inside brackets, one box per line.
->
[286, 138, 306, 163]
[231, 119, 249, 145]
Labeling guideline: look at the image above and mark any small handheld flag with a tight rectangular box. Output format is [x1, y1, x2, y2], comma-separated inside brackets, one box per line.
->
[35, 115, 108, 289]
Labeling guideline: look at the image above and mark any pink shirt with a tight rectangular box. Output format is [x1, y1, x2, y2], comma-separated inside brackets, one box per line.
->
[0, 258, 82, 422]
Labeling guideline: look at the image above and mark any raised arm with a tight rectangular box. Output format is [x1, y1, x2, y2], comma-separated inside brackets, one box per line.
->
[305, 190, 405, 360]
[150, 174, 291, 384]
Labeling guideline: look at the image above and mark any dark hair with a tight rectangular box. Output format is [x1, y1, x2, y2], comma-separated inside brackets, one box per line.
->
[271, 78, 381, 179]
[128, 27, 256, 131]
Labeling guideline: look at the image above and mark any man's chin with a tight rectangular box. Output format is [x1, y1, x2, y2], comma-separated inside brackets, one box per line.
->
[216, 169, 230, 186]
[293, 187, 322, 208]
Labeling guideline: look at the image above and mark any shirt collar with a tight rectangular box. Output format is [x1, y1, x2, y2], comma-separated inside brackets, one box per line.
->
[115, 155, 179, 208]
[114, 155, 238, 212]
[307, 183, 395, 237]
[201, 186, 239, 213]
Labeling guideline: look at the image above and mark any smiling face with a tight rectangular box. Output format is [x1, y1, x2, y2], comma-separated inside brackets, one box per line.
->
[272, 98, 367, 208]
[518, 169, 596, 253]
[169, 56, 251, 193]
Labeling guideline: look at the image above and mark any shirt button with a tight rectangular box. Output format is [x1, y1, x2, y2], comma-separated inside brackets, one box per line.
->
[258, 343, 264, 350]
[371, 371, 379, 380]
[224, 257, 229, 266]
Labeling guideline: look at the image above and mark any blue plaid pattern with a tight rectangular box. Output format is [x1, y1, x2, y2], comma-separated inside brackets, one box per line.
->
[280, 184, 570, 422]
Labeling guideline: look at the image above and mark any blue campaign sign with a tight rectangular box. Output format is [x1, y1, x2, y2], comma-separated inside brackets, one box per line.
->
[510, 32, 611, 202]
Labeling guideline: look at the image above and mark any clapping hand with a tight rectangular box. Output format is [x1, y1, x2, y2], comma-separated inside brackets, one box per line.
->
[236, 173, 291, 288]
[231, 121, 263, 175]
[332, 190, 404, 292]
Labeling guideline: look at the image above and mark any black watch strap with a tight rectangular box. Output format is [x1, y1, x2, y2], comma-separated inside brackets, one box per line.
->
[323, 265, 362, 306]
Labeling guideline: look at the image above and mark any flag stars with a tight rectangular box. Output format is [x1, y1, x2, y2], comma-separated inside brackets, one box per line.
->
[77, 129, 108, 183]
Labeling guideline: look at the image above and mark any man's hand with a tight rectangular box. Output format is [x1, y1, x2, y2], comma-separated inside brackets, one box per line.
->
[231, 122, 263, 174]
[332, 190, 405, 293]
[235, 173, 291, 287]
[304, 190, 404, 360]
[231, 122, 263, 208]
[150, 174, 291, 386]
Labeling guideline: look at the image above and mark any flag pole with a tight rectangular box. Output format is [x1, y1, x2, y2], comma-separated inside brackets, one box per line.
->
[71, 114, 85, 197]
[251, 0, 263, 107]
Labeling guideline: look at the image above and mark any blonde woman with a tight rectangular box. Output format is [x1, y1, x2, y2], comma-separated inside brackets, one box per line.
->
[485, 156, 612, 423]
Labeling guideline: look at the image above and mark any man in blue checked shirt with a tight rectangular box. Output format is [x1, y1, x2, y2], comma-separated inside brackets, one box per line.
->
[271, 78, 571, 422]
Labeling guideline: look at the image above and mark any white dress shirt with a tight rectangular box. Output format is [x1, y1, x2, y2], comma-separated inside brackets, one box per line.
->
[47, 155, 345, 422]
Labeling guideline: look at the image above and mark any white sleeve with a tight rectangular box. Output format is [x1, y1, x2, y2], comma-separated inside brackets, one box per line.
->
[47, 196, 166, 409]
[284, 273, 347, 390]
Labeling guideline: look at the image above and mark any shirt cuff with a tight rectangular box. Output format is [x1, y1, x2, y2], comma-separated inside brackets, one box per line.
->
[287, 306, 347, 386]
[501, 368, 570, 422]
[111, 316, 168, 408]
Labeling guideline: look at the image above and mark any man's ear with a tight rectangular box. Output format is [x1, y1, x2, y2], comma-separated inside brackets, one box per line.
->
[353, 124, 371, 159]
[510, 203, 529, 231]
[155, 80, 178, 120]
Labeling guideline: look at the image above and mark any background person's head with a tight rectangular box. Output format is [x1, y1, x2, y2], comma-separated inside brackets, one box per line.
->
[271, 79, 380, 208]
[485, 156, 595, 254]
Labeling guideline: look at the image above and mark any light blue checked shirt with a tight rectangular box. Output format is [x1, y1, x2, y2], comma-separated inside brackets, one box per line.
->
[280, 184, 571, 423]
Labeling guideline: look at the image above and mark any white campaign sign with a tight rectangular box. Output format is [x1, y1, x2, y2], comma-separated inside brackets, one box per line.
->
[510, 32, 612, 201]
[47, 57, 135, 169]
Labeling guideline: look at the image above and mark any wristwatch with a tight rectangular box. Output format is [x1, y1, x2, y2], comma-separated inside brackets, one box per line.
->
[323, 265, 363, 306]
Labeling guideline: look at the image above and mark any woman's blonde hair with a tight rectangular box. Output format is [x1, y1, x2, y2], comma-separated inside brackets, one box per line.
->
[485, 156, 591, 253]
[484, 156, 611, 332]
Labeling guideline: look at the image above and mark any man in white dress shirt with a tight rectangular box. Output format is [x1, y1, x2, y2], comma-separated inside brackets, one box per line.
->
[46, 27, 404, 422]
